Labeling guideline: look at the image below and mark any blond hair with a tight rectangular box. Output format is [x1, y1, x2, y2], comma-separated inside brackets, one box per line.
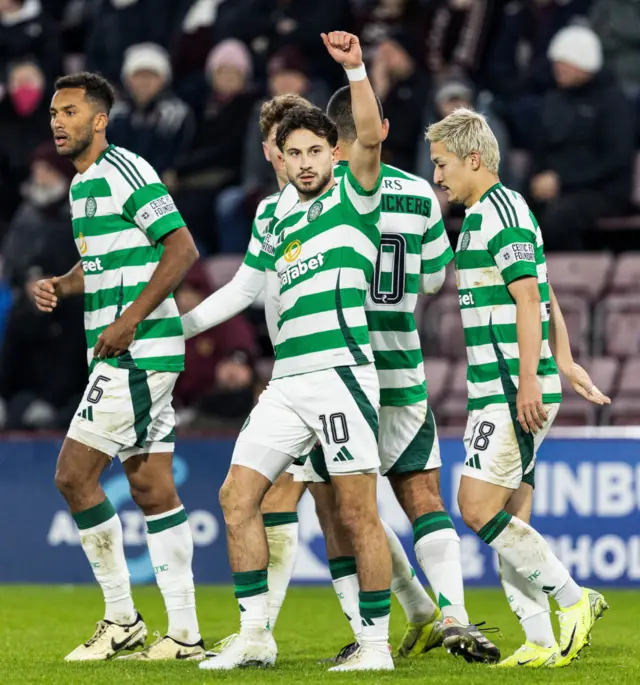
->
[426, 107, 500, 174]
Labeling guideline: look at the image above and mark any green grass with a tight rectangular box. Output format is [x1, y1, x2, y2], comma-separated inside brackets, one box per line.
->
[0, 586, 636, 684]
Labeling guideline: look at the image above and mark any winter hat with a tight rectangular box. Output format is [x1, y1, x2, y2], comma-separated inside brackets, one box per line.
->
[267, 45, 308, 77]
[122, 42, 172, 81]
[206, 39, 253, 80]
[548, 25, 603, 74]
[435, 74, 474, 105]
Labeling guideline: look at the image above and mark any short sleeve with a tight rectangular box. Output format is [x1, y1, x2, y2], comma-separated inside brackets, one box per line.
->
[243, 220, 267, 272]
[106, 148, 185, 242]
[257, 221, 277, 272]
[487, 226, 538, 284]
[340, 165, 382, 222]
[421, 191, 454, 274]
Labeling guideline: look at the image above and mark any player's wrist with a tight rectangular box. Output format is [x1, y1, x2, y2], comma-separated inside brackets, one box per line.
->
[344, 63, 366, 81]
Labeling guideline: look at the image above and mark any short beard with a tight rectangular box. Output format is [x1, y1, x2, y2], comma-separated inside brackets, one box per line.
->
[291, 168, 333, 202]
[58, 126, 94, 160]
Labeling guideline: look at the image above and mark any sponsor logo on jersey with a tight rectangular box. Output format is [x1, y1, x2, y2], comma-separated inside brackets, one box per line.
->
[78, 232, 88, 255]
[460, 230, 471, 251]
[82, 257, 104, 273]
[284, 239, 302, 263]
[279, 253, 324, 287]
[458, 290, 475, 307]
[85, 196, 97, 218]
[307, 200, 323, 222]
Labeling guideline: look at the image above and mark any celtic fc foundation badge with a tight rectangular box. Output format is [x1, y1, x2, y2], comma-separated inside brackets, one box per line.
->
[307, 201, 323, 222]
[85, 196, 97, 218]
[460, 230, 471, 251]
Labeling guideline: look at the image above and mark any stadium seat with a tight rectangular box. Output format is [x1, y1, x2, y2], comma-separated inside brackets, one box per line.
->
[203, 255, 244, 290]
[545, 253, 613, 302]
[602, 399, 640, 426]
[559, 356, 619, 398]
[423, 358, 451, 406]
[610, 253, 640, 294]
[616, 357, 640, 397]
[555, 399, 598, 426]
[553, 294, 591, 359]
[595, 152, 640, 230]
[594, 295, 640, 357]
[421, 295, 465, 358]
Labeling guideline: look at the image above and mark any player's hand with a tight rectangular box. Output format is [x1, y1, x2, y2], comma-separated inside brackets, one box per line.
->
[32, 277, 62, 313]
[321, 31, 363, 69]
[516, 377, 547, 434]
[563, 361, 611, 405]
[93, 317, 137, 359]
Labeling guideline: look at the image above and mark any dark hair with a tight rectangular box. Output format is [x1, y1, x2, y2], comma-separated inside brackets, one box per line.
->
[326, 86, 383, 144]
[259, 93, 313, 140]
[276, 106, 338, 151]
[54, 72, 116, 114]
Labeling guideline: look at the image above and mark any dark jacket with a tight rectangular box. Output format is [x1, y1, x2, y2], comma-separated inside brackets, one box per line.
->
[533, 70, 635, 202]
[174, 89, 258, 182]
[0, 0, 62, 87]
[85, 0, 192, 85]
[0, 95, 51, 224]
[108, 90, 195, 176]
[380, 69, 430, 173]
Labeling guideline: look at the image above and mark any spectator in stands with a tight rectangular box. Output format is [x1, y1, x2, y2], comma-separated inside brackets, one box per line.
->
[85, 0, 191, 86]
[591, 0, 640, 96]
[417, 72, 512, 214]
[529, 25, 635, 251]
[174, 263, 257, 428]
[0, 141, 86, 431]
[0, 59, 51, 230]
[109, 43, 195, 177]
[0, 0, 62, 89]
[164, 38, 258, 254]
[370, 30, 429, 172]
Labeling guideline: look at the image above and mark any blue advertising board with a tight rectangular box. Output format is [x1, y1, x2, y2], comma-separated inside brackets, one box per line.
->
[0, 436, 638, 586]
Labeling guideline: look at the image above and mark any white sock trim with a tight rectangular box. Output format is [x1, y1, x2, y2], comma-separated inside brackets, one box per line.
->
[145, 505, 185, 523]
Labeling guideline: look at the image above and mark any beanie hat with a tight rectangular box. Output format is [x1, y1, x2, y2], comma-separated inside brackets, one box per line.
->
[267, 45, 307, 76]
[548, 25, 603, 74]
[206, 39, 253, 80]
[122, 42, 172, 81]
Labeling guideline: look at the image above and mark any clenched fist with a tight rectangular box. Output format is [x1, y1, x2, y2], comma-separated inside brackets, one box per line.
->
[321, 31, 363, 69]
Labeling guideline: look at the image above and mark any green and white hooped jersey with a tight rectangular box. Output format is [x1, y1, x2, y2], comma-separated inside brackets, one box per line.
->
[260, 166, 382, 379]
[356, 162, 453, 407]
[242, 191, 280, 272]
[455, 183, 562, 410]
[70, 144, 186, 373]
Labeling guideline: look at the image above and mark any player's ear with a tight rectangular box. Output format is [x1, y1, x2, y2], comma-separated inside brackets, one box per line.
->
[381, 118, 390, 142]
[469, 150, 481, 171]
[332, 145, 340, 164]
[262, 141, 270, 163]
[95, 112, 108, 134]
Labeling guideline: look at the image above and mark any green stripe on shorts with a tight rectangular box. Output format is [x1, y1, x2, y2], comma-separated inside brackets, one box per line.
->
[334, 366, 379, 441]
[385, 405, 437, 476]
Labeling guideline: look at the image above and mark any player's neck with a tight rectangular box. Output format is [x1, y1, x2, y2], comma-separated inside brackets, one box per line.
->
[73, 138, 109, 175]
[336, 139, 353, 162]
[465, 172, 501, 208]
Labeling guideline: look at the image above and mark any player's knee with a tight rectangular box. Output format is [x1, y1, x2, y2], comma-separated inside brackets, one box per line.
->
[129, 477, 176, 515]
[219, 478, 259, 527]
[54, 466, 79, 499]
[338, 500, 377, 536]
[457, 496, 485, 533]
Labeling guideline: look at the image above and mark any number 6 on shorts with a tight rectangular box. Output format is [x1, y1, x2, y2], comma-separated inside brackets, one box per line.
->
[87, 375, 110, 404]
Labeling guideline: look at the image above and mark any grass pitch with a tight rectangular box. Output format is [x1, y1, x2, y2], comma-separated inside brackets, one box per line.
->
[0, 586, 636, 684]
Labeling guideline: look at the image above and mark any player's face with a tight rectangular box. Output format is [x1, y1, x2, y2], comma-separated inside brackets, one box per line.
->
[282, 128, 334, 201]
[263, 125, 287, 186]
[430, 141, 473, 205]
[50, 88, 101, 159]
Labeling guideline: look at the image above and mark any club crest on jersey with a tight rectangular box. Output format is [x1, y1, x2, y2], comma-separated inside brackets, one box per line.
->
[307, 201, 323, 222]
[284, 239, 302, 263]
[460, 230, 470, 251]
[85, 196, 97, 219]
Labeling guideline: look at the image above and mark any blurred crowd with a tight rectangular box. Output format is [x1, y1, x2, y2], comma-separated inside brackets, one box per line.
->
[1, 0, 639, 431]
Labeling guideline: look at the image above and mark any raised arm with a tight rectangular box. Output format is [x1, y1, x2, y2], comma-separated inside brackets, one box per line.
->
[321, 31, 382, 190]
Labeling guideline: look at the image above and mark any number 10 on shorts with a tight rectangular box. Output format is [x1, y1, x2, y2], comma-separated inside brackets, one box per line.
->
[319, 413, 350, 444]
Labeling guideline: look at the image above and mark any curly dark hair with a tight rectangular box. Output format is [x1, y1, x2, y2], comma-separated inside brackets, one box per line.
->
[276, 106, 338, 151]
[54, 72, 116, 114]
[259, 94, 313, 140]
